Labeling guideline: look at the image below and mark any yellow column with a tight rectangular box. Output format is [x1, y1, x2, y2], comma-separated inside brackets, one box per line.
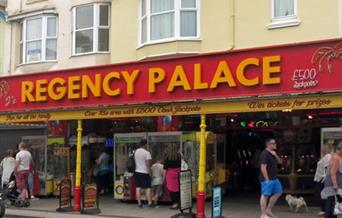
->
[73, 120, 82, 211]
[196, 114, 206, 218]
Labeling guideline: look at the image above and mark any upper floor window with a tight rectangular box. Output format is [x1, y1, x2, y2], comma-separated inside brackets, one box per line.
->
[273, 0, 294, 18]
[72, 4, 110, 55]
[268, 0, 300, 29]
[140, 0, 199, 45]
[20, 15, 57, 64]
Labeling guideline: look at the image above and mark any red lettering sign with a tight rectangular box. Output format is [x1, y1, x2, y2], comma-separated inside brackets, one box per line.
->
[0, 38, 340, 112]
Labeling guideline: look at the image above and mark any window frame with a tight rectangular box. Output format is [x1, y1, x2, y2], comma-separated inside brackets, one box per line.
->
[72, 3, 110, 56]
[267, 0, 301, 29]
[139, 0, 200, 47]
[20, 15, 58, 64]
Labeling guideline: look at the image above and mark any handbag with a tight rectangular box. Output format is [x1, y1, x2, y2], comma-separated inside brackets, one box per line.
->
[181, 159, 188, 171]
[127, 151, 136, 173]
[333, 195, 342, 215]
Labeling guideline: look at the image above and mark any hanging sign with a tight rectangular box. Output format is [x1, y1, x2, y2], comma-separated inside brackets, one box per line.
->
[0, 94, 340, 123]
[56, 179, 72, 212]
[81, 183, 100, 214]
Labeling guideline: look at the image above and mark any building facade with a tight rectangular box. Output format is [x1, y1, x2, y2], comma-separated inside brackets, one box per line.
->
[0, 0, 341, 205]
[4, 0, 342, 75]
[5, 0, 111, 75]
[110, 0, 342, 62]
[0, 0, 7, 75]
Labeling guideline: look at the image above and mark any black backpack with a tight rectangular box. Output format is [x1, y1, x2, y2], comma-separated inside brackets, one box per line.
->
[127, 151, 136, 173]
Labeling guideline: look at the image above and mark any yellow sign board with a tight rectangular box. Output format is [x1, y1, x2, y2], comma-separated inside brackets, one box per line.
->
[0, 94, 340, 123]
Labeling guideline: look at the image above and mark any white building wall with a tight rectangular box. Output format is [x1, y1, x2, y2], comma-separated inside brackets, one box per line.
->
[5, 0, 111, 75]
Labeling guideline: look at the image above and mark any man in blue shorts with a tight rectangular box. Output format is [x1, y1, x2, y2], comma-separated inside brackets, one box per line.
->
[259, 138, 282, 218]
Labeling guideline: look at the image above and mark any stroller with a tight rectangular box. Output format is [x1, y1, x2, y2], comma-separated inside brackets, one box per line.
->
[0, 172, 30, 207]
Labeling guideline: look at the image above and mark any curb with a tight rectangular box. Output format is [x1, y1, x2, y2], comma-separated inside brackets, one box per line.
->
[5, 208, 142, 218]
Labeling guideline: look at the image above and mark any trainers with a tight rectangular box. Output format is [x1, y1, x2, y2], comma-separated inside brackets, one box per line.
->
[317, 211, 325, 217]
[266, 212, 277, 218]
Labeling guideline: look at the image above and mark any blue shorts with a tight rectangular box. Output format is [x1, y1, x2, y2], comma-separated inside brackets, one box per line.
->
[261, 179, 283, 196]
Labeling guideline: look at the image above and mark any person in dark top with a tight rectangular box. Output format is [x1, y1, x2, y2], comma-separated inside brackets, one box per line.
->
[259, 138, 282, 218]
[163, 143, 181, 209]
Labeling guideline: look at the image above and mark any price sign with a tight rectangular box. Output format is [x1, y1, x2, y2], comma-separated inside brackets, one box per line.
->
[56, 179, 72, 212]
[81, 183, 101, 214]
[179, 170, 192, 211]
[212, 186, 223, 218]
[53, 147, 69, 156]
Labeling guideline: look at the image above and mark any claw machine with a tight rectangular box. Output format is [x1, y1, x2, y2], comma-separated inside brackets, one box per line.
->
[182, 132, 220, 197]
[21, 135, 53, 196]
[48, 137, 70, 196]
[148, 132, 182, 163]
[148, 132, 183, 201]
[113, 131, 227, 201]
[113, 133, 147, 200]
[321, 127, 342, 156]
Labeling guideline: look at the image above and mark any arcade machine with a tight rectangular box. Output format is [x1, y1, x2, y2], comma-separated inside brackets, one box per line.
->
[182, 132, 225, 197]
[321, 127, 342, 156]
[22, 135, 53, 196]
[69, 134, 106, 186]
[47, 137, 70, 196]
[113, 133, 147, 200]
[113, 131, 228, 201]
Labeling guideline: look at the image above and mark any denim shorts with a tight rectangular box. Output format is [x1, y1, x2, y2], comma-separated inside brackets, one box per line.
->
[261, 179, 283, 196]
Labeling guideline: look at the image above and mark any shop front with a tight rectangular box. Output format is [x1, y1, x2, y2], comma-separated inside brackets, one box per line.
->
[0, 38, 341, 215]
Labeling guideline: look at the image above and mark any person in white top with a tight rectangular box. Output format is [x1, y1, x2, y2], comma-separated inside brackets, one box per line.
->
[151, 156, 164, 207]
[314, 145, 333, 217]
[134, 139, 152, 207]
[14, 142, 32, 201]
[0, 149, 15, 188]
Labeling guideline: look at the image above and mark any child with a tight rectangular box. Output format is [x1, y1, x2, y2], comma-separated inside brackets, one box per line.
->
[151, 156, 164, 208]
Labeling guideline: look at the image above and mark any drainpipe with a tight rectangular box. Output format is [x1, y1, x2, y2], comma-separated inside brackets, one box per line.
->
[231, 0, 235, 49]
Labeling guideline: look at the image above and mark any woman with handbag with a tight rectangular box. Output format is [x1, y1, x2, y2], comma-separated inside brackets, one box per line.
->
[314, 145, 333, 217]
[163, 143, 182, 209]
[321, 142, 342, 218]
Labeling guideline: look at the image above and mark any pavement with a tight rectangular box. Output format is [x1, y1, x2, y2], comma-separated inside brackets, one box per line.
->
[3, 194, 321, 218]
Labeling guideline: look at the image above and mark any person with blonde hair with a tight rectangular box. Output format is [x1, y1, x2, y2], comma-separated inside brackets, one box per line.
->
[163, 143, 182, 209]
[0, 149, 15, 188]
[314, 143, 334, 217]
[321, 141, 342, 218]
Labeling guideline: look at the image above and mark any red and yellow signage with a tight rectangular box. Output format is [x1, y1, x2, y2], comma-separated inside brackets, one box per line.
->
[0, 94, 340, 123]
[0, 38, 341, 112]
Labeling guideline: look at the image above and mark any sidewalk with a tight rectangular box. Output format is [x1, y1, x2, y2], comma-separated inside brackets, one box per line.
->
[4, 195, 320, 218]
